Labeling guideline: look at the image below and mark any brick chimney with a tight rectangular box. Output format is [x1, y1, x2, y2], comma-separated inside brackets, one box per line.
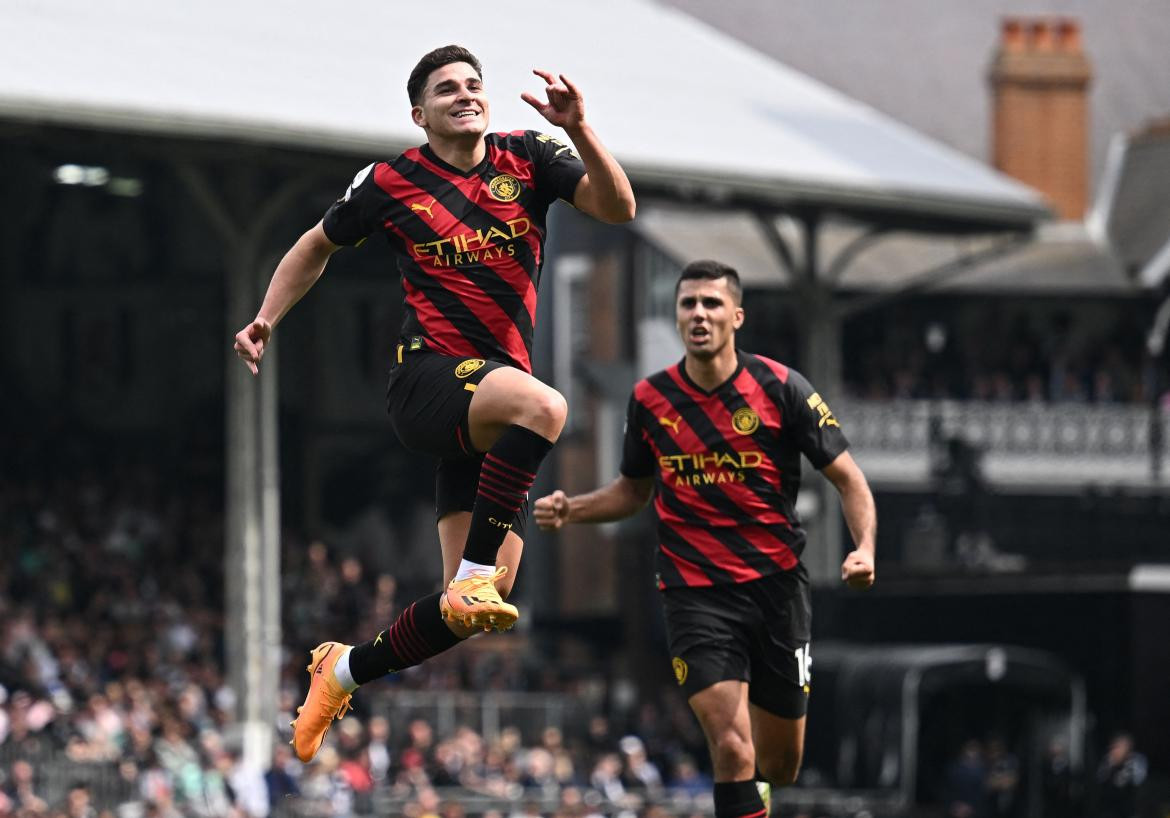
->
[990, 18, 1091, 220]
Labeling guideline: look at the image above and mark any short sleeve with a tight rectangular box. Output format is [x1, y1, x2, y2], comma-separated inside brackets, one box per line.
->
[525, 131, 587, 207]
[779, 369, 850, 470]
[619, 392, 656, 479]
[321, 163, 385, 247]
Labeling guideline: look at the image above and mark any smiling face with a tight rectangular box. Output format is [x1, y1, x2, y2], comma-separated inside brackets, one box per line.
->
[675, 275, 744, 361]
[412, 61, 489, 141]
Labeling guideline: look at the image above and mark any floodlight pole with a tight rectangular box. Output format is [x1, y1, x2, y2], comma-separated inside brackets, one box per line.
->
[179, 164, 316, 771]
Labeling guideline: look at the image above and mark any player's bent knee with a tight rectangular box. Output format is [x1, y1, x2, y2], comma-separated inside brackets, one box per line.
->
[758, 752, 802, 788]
[524, 386, 567, 436]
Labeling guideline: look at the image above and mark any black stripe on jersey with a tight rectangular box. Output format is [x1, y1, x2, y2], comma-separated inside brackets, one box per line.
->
[398, 155, 542, 287]
[658, 519, 736, 584]
[648, 371, 792, 525]
[654, 549, 688, 588]
[650, 413, 799, 577]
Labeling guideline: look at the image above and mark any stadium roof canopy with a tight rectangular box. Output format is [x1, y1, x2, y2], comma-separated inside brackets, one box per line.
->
[0, 0, 1046, 231]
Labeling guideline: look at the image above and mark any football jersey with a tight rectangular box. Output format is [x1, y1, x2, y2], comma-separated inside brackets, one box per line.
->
[621, 351, 849, 588]
[322, 130, 586, 373]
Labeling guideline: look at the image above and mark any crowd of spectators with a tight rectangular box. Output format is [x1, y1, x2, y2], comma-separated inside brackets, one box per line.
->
[842, 307, 1161, 405]
[0, 417, 714, 817]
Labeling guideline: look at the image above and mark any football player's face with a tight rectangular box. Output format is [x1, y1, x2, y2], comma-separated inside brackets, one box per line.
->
[676, 277, 744, 360]
[414, 62, 489, 139]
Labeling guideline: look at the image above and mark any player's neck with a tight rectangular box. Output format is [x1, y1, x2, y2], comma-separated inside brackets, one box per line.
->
[684, 347, 738, 392]
[426, 134, 486, 172]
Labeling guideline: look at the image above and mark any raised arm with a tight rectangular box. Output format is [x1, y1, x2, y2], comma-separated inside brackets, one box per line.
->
[521, 70, 635, 224]
[534, 475, 654, 530]
[821, 450, 877, 589]
[233, 221, 338, 375]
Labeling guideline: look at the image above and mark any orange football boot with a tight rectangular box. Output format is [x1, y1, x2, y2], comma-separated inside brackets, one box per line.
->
[289, 642, 353, 762]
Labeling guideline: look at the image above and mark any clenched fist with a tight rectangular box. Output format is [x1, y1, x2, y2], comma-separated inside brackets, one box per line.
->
[841, 549, 875, 590]
[533, 490, 570, 531]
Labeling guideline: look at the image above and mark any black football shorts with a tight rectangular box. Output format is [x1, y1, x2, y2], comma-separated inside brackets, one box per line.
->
[661, 564, 812, 719]
[386, 347, 528, 537]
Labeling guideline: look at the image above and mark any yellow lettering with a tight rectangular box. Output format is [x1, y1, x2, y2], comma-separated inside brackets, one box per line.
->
[807, 392, 823, 410]
[716, 452, 736, 468]
[453, 253, 464, 265]
[465, 250, 480, 262]
[696, 452, 720, 469]
[508, 217, 531, 238]
[675, 476, 687, 488]
[736, 472, 746, 482]
[507, 244, 516, 257]
[701, 473, 716, 485]
[740, 451, 763, 468]
[486, 226, 510, 243]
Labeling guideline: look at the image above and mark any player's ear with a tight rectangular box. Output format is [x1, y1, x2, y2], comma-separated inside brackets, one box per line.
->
[411, 105, 426, 128]
[733, 306, 745, 329]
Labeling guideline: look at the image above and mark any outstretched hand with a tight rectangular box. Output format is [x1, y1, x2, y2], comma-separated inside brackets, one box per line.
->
[533, 490, 570, 531]
[841, 549, 875, 590]
[521, 70, 585, 130]
[234, 317, 272, 375]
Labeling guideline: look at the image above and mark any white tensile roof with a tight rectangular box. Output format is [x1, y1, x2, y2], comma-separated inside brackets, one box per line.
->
[0, 0, 1046, 226]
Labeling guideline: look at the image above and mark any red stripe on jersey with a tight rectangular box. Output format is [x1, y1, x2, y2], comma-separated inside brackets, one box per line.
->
[664, 519, 763, 584]
[661, 368, 788, 526]
[376, 163, 532, 371]
[658, 540, 714, 588]
[736, 524, 799, 571]
[755, 354, 790, 384]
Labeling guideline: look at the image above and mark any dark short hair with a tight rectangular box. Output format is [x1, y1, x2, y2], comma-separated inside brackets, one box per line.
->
[407, 45, 483, 105]
[675, 259, 743, 305]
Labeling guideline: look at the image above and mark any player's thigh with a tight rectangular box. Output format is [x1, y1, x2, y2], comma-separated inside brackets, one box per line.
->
[749, 705, 806, 787]
[436, 511, 524, 594]
[745, 567, 812, 720]
[467, 365, 566, 450]
[662, 584, 755, 701]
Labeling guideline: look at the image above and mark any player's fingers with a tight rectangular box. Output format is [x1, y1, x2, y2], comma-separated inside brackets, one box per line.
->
[559, 74, 581, 98]
[532, 68, 556, 84]
[520, 92, 545, 112]
[234, 334, 258, 361]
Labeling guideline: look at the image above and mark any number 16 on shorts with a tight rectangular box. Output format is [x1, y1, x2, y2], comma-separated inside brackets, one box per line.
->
[795, 643, 812, 691]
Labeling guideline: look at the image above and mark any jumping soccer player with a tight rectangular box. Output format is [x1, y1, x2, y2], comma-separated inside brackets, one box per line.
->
[233, 44, 634, 763]
[534, 260, 875, 818]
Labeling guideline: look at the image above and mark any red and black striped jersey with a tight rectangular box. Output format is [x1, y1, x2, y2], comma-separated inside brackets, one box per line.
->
[321, 131, 586, 373]
[620, 350, 849, 589]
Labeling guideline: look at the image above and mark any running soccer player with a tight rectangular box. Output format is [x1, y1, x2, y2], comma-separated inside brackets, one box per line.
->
[233, 45, 634, 763]
[534, 260, 876, 818]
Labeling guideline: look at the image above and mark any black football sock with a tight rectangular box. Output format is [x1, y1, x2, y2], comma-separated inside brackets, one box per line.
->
[347, 592, 461, 685]
[714, 780, 767, 818]
[461, 425, 554, 566]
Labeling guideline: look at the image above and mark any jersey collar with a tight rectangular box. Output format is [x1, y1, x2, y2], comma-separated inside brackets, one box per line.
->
[419, 142, 491, 179]
[677, 351, 745, 397]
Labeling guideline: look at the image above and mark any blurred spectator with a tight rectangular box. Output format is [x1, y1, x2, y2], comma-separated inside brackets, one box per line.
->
[942, 740, 988, 818]
[984, 738, 1019, 818]
[1041, 737, 1074, 817]
[1096, 733, 1147, 818]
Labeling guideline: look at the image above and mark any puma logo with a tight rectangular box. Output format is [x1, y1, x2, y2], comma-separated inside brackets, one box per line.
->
[410, 198, 436, 218]
[659, 416, 682, 433]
